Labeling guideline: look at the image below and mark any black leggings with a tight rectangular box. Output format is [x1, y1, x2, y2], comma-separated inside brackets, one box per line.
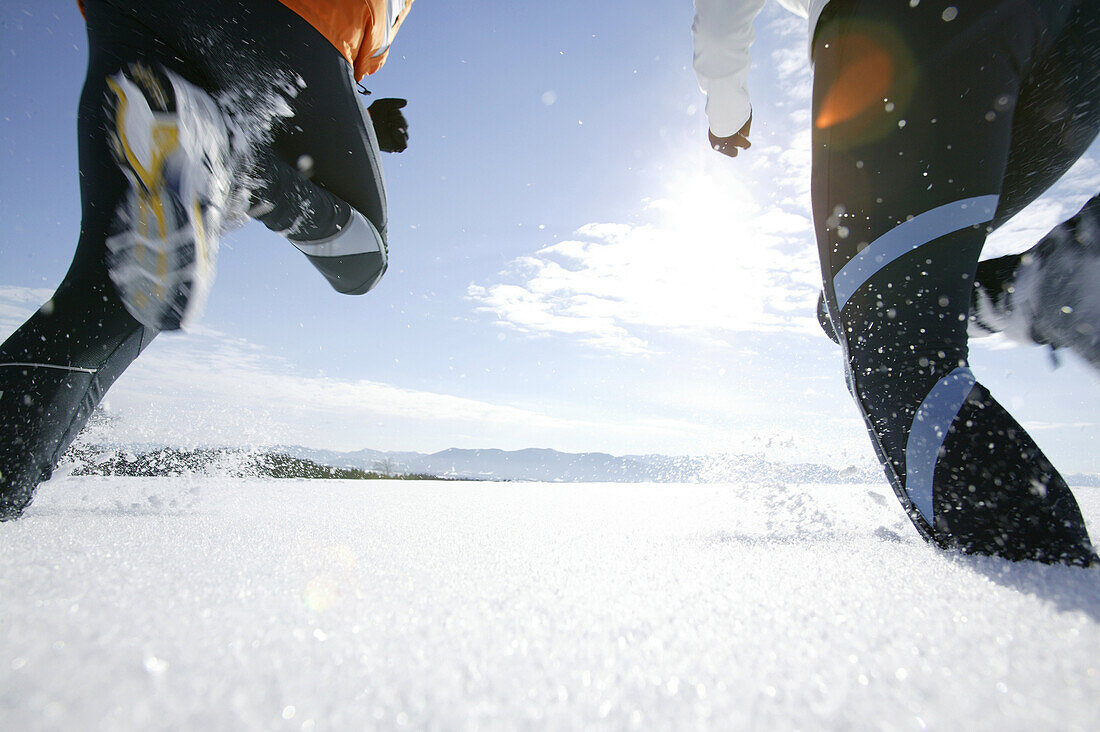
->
[0, 0, 384, 506]
[813, 0, 1099, 562]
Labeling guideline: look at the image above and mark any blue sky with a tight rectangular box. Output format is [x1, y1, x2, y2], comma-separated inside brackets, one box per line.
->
[2, 1, 1098, 471]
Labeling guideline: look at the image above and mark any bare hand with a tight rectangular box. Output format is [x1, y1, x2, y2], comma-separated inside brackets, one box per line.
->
[708, 115, 752, 158]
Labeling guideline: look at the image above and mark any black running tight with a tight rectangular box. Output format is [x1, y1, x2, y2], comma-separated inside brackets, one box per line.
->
[1, 0, 386, 515]
[812, 0, 1099, 562]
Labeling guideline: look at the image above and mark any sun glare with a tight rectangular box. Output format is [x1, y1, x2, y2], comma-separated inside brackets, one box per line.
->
[638, 159, 821, 336]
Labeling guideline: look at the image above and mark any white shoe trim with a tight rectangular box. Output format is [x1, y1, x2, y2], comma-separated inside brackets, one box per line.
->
[291, 209, 384, 258]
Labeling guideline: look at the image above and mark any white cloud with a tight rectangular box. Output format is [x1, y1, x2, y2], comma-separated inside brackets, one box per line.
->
[0, 286, 724, 454]
[0, 285, 54, 334]
[110, 329, 740, 452]
[465, 8, 825, 357]
[469, 162, 821, 355]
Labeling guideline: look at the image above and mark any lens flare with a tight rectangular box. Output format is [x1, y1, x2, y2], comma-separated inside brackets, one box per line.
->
[304, 574, 340, 613]
[815, 34, 895, 130]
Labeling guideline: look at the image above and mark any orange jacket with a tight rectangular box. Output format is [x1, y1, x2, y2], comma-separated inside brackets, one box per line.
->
[277, 0, 413, 80]
[77, 0, 412, 81]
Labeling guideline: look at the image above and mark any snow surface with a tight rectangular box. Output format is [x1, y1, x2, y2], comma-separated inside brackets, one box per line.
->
[2, 477, 1098, 730]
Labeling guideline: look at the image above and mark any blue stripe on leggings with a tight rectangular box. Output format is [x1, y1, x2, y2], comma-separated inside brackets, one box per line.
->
[833, 195, 999, 312]
[905, 367, 976, 523]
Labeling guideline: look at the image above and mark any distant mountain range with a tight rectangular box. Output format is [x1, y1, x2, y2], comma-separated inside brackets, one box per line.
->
[273, 445, 878, 484]
[65, 443, 1100, 486]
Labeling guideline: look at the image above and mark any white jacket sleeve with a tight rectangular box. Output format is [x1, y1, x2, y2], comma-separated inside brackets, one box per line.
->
[692, 0, 768, 137]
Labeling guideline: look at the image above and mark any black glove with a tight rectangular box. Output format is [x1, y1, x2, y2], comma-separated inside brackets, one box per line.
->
[369, 98, 409, 153]
[708, 114, 751, 158]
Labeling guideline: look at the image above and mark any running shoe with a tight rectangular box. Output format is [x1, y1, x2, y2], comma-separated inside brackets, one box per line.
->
[105, 63, 230, 331]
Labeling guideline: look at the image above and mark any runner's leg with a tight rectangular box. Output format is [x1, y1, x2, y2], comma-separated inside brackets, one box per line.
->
[101, 0, 391, 293]
[0, 0, 168, 518]
[817, 0, 1100, 349]
[812, 0, 1095, 563]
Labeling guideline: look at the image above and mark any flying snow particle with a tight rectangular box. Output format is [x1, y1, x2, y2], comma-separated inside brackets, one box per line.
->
[143, 655, 169, 675]
[541, 91, 557, 106]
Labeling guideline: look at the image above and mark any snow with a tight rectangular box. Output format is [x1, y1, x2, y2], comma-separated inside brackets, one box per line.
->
[2, 477, 1098, 730]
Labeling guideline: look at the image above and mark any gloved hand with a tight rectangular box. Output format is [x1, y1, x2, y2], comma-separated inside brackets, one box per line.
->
[708, 114, 751, 158]
[369, 98, 409, 153]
